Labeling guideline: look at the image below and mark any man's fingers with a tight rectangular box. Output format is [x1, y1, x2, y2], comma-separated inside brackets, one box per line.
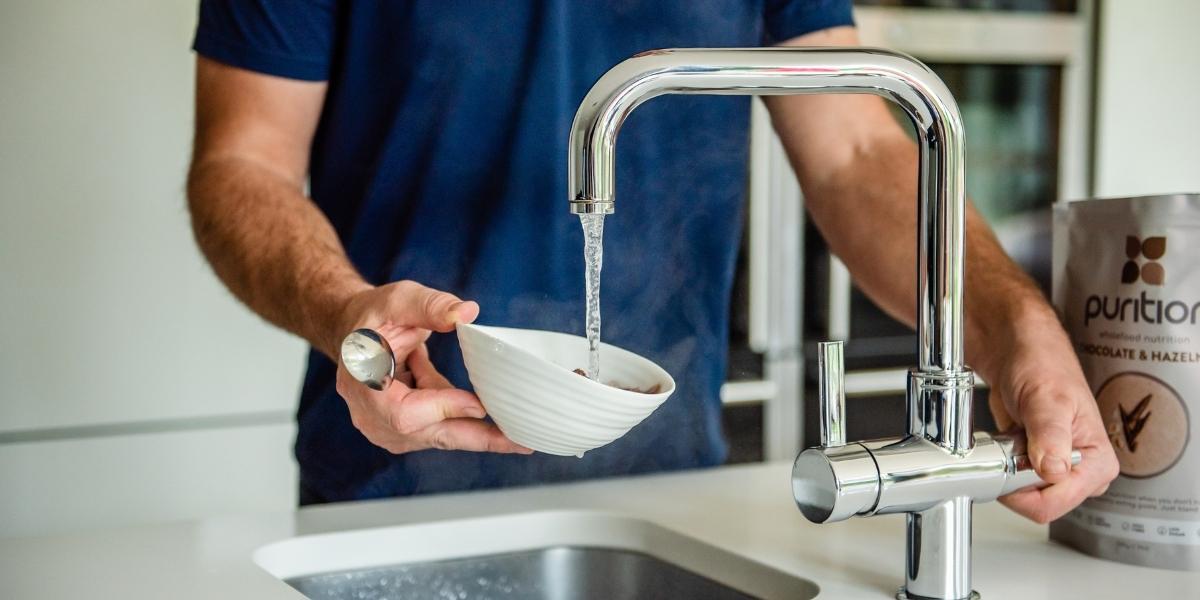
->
[1019, 393, 1077, 484]
[998, 474, 1089, 524]
[379, 386, 485, 434]
[987, 388, 1016, 432]
[1000, 445, 1115, 523]
[419, 418, 534, 454]
[372, 324, 429, 354]
[1000, 474, 1089, 524]
[393, 281, 479, 333]
[999, 487, 1051, 523]
[407, 343, 454, 389]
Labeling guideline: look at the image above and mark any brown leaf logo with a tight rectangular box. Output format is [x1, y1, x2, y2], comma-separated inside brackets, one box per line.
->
[1121, 236, 1167, 286]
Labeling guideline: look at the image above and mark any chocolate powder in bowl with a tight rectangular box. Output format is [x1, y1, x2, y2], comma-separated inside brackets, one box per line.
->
[573, 368, 662, 395]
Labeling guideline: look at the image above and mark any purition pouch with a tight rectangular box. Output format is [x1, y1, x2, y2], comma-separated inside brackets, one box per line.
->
[1050, 193, 1200, 571]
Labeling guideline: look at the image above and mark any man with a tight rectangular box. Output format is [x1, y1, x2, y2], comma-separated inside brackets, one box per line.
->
[187, 1, 1117, 521]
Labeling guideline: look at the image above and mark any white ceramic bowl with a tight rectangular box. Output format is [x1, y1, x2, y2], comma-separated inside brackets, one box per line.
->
[456, 323, 675, 457]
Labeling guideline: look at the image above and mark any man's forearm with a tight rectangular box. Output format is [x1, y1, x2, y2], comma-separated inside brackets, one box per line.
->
[186, 157, 369, 358]
[764, 27, 1061, 383]
[795, 133, 1056, 382]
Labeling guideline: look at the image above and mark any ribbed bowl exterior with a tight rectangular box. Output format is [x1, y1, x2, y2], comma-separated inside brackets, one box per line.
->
[456, 324, 675, 457]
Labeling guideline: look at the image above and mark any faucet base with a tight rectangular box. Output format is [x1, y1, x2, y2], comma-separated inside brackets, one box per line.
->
[896, 589, 979, 600]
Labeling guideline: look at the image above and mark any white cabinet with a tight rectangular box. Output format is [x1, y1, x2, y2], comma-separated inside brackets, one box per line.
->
[0, 423, 297, 537]
[0, 1, 307, 536]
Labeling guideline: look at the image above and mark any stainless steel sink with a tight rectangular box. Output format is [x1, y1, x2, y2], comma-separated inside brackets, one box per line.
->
[254, 511, 817, 600]
[288, 546, 759, 599]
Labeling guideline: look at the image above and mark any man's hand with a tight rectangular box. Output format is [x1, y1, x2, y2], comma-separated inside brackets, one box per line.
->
[333, 281, 532, 455]
[987, 311, 1120, 523]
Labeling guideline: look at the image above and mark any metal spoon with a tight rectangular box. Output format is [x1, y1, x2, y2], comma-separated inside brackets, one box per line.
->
[340, 328, 407, 391]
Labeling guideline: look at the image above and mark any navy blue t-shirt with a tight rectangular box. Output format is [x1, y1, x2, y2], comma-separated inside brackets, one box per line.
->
[194, 1, 853, 504]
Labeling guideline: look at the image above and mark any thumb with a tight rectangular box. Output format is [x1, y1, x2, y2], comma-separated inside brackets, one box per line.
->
[395, 281, 480, 332]
[1020, 394, 1076, 485]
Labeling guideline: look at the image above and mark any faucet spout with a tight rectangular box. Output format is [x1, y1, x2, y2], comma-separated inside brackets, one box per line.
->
[567, 47, 967, 378]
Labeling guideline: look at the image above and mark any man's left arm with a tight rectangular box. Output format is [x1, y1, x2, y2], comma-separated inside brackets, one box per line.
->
[763, 26, 1119, 523]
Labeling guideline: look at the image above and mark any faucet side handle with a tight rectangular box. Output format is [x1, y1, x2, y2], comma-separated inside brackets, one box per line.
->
[818, 341, 846, 447]
[994, 434, 1084, 496]
[793, 340, 881, 524]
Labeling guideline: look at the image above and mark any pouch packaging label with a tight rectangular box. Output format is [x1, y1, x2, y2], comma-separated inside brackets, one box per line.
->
[1050, 194, 1200, 571]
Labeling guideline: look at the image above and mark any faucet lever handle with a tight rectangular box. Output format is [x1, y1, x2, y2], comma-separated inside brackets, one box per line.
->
[996, 434, 1085, 496]
[817, 341, 846, 448]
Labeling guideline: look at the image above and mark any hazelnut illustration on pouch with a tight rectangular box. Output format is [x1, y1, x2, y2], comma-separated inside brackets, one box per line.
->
[1096, 371, 1189, 479]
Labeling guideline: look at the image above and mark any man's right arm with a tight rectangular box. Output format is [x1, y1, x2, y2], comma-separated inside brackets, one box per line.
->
[187, 57, 363, 358]
[187, 57, 529, 455]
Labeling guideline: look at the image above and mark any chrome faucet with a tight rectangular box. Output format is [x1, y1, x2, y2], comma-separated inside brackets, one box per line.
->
[567, 48, 1079, 600]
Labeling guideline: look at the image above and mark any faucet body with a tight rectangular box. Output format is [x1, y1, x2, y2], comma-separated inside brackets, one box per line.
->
[567, 48, 1069, 599]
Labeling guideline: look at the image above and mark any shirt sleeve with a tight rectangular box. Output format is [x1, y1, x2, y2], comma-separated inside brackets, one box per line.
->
[763, 0, 856, 45]
[192, 0, 336, 81]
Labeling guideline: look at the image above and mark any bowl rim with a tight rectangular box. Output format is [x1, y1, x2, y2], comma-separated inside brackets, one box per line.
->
[456, 323, 676, 399]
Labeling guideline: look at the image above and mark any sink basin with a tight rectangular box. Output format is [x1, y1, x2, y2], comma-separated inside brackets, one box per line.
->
[254, 511, 818, 599]
[289, 547, 762, 599]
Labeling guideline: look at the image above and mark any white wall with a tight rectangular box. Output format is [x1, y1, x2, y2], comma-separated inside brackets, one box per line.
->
[1093, 0, 1200, 197]
[0, 1, 307, 537]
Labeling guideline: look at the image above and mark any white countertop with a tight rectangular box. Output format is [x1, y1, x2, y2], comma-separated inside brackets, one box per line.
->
[2, 461, 1195, 598]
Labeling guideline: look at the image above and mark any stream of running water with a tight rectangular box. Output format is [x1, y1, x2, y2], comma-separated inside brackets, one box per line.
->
[580, 214, 605, 380]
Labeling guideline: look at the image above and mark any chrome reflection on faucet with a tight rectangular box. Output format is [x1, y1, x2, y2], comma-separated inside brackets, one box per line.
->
[796, 342, 1079, 599]
[567, 48, 1079, 600]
